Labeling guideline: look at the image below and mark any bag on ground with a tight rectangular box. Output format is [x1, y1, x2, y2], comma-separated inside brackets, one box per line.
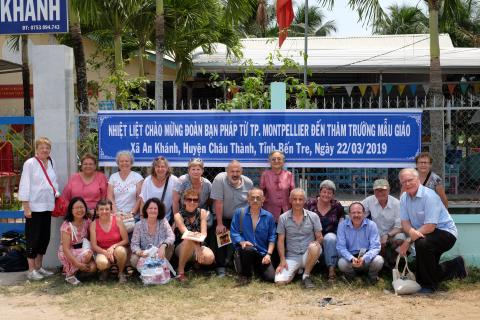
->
[392, 255, 421, 295]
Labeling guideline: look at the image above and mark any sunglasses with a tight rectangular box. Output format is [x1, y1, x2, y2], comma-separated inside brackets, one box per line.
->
[185, 197, 199, 203]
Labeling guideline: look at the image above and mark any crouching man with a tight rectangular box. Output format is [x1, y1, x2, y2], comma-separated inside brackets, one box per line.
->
[275, 188, 323, 289]
[337, 202, 384, 283]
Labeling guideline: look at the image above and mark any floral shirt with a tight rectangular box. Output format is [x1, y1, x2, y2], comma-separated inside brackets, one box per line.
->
[131, 219, 175, 253]
[304, 198, 345, 235]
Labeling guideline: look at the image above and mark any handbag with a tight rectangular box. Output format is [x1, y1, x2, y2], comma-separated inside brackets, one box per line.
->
[69, 222, 91, 250]
[392, 255, 421, 295]
[35, 157, 67, 217]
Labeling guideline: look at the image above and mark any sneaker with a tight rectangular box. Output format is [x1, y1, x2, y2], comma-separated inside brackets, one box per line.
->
[235, 276, 251, 287]
[455, 256, 468, 279]
[302, 276, 315, 289]
[118, 273, 127, 284]
[418, 287, 434, 294]
[216, 267, 226, 278]
[27, 269, 44, 281]
[65, 275, 81, 286]
[37, 267, 54, 277]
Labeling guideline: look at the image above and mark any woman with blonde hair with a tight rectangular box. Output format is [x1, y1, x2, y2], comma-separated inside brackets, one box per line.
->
[19, 137, 58, 280]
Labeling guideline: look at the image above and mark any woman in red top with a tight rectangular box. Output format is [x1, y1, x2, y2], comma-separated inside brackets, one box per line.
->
[260, 150, 295, 221]
[90, 199, 129, 283]
[62, 153, 108, 215]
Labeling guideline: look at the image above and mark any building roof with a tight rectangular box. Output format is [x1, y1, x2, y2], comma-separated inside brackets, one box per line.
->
[0, 59, 22, 74]
[192, 34, 480, 74]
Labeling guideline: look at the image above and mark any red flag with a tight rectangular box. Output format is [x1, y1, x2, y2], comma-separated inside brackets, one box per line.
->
[276, 0, 294, 48]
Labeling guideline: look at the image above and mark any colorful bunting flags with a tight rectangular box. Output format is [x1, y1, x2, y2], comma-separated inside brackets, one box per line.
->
[345, 85, 354, 96]
[371, 85, 380, 96]
[447, 84, 456, 95]
[358, 85, 367, 97]
[398, 84, 406, 96]
[409, 84, 417, 96]
[384, 84, 394, 95]
[459, 83, 469, 94]
[474, 83, 480, 94]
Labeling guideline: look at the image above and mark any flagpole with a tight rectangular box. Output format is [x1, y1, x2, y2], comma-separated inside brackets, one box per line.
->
[304, 0, 308, 85]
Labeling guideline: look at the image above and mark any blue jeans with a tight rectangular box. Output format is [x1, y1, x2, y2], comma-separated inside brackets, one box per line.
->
[322, 232, 338, 267]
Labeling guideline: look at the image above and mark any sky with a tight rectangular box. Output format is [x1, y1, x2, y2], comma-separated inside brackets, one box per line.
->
[289, 0, 427, 36]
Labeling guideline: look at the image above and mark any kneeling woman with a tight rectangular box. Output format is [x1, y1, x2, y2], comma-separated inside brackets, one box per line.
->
[90, 199, 129, 283]
[173, 189, 215, 281]
[58, 197, 96, 285]
[130, 198, 175, 270]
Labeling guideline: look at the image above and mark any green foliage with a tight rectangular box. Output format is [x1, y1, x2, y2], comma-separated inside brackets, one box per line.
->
[102, 70, 154, 110]
[77, 130, 98, 157]
[212, 51, 324, 110]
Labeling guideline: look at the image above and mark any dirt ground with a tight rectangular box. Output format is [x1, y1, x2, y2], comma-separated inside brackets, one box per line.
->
[1, 276, 479, 320]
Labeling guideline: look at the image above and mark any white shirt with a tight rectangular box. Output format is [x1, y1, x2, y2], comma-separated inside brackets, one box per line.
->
[362, 194, 401, 237]
[140, 175, 179, 220]
[18, 157, 59, 212]
[108, 171, 144, 213]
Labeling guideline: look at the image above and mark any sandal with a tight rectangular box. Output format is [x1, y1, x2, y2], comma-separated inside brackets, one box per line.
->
[110, 265, 119, 275]
[176, 273, 187, 282]
[126, 266, 135, 276]
[328, 272, 337, 282]
[65, 275, 81, 285]
[118, 273, 127, 284]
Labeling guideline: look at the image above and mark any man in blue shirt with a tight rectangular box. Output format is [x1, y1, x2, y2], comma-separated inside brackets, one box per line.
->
[398, 168, 467, 294]
[337, 202, 384, 283]
[230, 188, 276, 284]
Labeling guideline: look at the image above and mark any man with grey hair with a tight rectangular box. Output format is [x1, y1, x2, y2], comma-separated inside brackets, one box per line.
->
[211, 160, 253, 276]
[230, 188, 276, 284]
[275, 188, 323, 289]
[362, 179, 405, 267]
[398, 168, 466, 294]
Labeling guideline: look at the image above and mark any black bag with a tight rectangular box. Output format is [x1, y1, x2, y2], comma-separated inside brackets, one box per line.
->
[233, 207, 246, 274]
[0, 249, 28, 272]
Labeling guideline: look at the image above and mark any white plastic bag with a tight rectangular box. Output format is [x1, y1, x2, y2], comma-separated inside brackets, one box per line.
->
[392, 255, 421, 295]
[138, 245, 176, 285]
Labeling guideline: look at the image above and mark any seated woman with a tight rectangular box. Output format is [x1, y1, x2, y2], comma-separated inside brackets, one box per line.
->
[304, 180, 345, 281]
[173, 188, 215, 281]
[130, 198, 175, 270]
[58, 197, 97, 285]
[90, 199, 129, 283]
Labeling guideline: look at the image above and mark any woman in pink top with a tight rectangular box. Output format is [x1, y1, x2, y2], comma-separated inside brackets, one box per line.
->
[90, 199, 129, 283]
[260, 150, 295, 221]
[62, 153, 108, 214]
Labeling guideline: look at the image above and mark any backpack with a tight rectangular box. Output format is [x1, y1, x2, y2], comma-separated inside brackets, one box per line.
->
[0, 249, 28, 272]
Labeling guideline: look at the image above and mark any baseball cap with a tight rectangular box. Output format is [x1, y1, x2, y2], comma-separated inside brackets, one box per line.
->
[373, 179, 390, 190]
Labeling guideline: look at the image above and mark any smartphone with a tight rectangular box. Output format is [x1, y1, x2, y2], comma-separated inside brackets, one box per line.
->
[358, 248, 367, 258]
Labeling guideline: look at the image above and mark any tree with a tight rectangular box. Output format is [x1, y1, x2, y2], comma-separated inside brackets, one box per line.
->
[374, 4, 428, 35]
[155, 0, 165, 109]
[319, 0, 468, 176]
[440, 0, 480, 47]
[163, 0, 242, 107]
[291, 3, 337, 36]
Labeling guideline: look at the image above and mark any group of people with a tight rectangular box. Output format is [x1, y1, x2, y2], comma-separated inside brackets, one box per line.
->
[19, 137, 467, 293]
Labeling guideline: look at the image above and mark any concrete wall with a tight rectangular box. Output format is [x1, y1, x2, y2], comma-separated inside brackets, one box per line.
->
[32, 45, 77, 267]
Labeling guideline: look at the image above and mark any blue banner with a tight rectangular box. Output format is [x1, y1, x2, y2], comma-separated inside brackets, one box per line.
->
[0, 0, 69, 34]
[98, 110, 422, 168]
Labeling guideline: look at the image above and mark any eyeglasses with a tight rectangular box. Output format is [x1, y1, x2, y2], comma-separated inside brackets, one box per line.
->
[185, 198, 199, 203]
[249, 196, 263, 202]
[189, 158, 203, 163]
[271, 157, 284, 162]
[417, 161, 430, 165]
